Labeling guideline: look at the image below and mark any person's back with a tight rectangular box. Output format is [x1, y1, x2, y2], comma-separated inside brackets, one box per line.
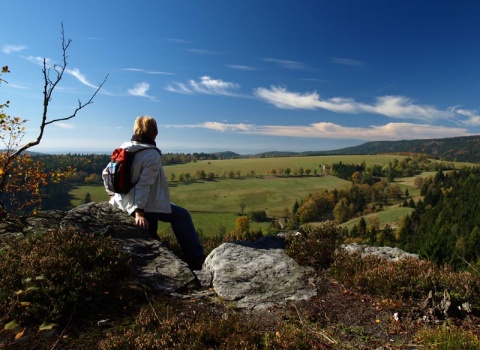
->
[103, 115, 205, 270]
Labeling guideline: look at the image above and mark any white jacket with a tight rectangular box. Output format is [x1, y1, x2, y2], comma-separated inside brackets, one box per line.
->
[102, 141, 172, 214]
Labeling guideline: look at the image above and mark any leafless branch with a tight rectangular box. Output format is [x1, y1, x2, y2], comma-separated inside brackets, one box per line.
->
[11, 22, 108, 159]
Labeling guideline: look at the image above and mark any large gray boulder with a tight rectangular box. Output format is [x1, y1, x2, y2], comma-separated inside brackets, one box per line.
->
[60, 202, 197, 293]
[204, 237, 317, 310]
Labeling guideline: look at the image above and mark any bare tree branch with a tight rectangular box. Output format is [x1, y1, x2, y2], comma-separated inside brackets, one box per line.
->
[11, 22, 108, 159]
[0, 23, 107, 217]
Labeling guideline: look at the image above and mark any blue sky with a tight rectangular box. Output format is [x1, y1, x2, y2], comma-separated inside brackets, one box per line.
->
[1, 0, 479, 154]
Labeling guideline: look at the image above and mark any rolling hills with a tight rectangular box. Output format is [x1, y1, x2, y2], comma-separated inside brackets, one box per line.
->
[250, 135, 480, 163]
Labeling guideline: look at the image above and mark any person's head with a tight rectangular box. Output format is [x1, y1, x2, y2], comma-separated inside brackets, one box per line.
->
[133, 116, 158, 140]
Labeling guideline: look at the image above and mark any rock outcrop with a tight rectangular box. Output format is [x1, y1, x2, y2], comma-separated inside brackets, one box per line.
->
[340, 242, 419, 261]
[2, 202, 317, 309]
[1, 202, 422, 310]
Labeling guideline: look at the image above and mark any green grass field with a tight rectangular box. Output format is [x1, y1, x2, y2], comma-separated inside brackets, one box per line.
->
[69, 156, 470, 236]
[339, 206, 415, 231]
[70, 175, 352, 234]
[164, 154, 409, 179]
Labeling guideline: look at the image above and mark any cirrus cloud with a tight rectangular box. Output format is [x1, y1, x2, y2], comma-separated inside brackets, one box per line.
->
[164, 121, 470, 141]
[3, 44, 27, 54]
[165, 76, 239, 96]
[127, 82, 157, 101]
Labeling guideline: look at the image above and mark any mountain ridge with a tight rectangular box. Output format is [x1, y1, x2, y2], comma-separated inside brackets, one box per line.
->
[252, 135, 480, 163]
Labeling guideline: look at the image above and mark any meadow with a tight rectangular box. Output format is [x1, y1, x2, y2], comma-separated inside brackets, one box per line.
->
[69, 156, 455, 236]
[70, 175, 352, 235]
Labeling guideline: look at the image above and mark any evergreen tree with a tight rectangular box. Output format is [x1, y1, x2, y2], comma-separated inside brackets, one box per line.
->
[358, 217, 367, 237]
[408, 198, 415, 208]
[83, 192, 92, 204]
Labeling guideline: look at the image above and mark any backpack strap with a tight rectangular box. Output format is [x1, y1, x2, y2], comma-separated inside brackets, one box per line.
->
[133, 146, 162, 156]
[131, 147, 162, 156]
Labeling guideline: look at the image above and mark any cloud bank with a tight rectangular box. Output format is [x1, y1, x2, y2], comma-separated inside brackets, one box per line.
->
[167, 121, 470, 141]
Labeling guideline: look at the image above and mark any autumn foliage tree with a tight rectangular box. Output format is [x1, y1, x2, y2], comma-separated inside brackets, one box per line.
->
[0, 25, 107, 217]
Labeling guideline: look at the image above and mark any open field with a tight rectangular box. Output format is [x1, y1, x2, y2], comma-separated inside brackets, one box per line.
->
[339, 206, 415, 231]
[69, 156, 473, 236]
[164, 154, 410, 178]
[70, 175, 352, 234]
[163, 155, 472, 179]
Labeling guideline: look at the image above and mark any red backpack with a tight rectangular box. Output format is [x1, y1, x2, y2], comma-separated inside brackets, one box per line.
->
[105, 147, 159, 194]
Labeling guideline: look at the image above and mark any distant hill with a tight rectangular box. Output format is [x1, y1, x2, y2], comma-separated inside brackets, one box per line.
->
[324, 135, 480, 162]
[253, 135, 480, 163]
[212, 151, 242, 159]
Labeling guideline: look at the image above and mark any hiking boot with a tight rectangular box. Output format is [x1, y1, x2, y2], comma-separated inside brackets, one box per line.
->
[187, 254, 206, 270]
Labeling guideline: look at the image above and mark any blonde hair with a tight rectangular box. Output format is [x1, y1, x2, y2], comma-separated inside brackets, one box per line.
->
[133, 116, 158, 139]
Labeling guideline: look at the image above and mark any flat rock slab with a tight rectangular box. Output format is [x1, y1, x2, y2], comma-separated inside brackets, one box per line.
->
[115, 237, 196, 293]
[341, 243, 419, 261]
[61, 202, 196, 293]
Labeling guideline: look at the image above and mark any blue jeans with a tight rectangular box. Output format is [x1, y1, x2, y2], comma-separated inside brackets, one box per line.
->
[144, 203, 204, 260]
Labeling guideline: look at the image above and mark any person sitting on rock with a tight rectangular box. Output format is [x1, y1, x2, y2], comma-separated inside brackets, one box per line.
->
[103, 115, 205, 270]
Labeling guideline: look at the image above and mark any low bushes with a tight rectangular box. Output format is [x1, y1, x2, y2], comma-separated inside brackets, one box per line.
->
[0, 229, 133, 328]
[285, 221, 347, 269]
[330, 250, 480, 304]
[97, 302, 265, 350]
[414, 325, 480, 350]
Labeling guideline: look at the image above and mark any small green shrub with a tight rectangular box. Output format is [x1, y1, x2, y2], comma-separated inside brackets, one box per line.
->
[285, 221, 346, 269]
[223, 228, 263, 242]
[0, 229, 133, 327]
[247, 209, 268, 222]
[331, 250, 480, 304]
[414, 324, 480, 349]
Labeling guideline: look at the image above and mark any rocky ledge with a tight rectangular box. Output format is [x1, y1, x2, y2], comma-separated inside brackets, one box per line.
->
[1, 202, 421, 310]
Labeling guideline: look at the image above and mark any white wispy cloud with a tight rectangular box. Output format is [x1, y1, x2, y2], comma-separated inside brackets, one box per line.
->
[169, 121, 469, 141]
[186, 48, 224, 55]
[127, 82, 155, 100]
[54, 122, 75, 129]
[25, 56, 51, 66]
[226, 64, 257, 71]
[331, 57, 365, 67]
[254, 86, 454, 120]
[165, 82, 193, 94]
[200, 122, 255, 132]
[24, 56, 101, 90]
[165, 76, 239, 96]
[263, 58, 310, 70]
[168, 38, 191, 44]
[5, 83, 29, 90]
[3, 44, 27, 54]
[66, 68, 99, 89]
[123, 68, 174, 75]
[449, 107, 480, 126]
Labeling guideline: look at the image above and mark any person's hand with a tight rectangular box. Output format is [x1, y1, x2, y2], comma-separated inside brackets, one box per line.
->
[135, 212, 149, 229]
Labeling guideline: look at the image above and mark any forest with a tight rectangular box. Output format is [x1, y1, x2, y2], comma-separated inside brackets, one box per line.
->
[288, 159, 480, 271]
[397, 167, 480, 269]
